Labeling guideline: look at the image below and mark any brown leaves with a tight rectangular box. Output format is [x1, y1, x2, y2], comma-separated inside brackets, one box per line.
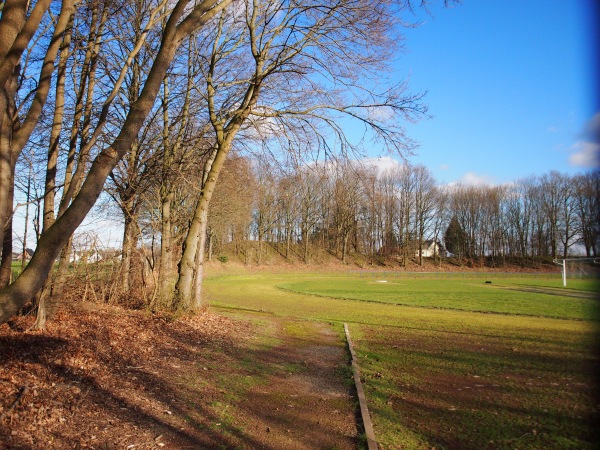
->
[0, 303, 252, 449]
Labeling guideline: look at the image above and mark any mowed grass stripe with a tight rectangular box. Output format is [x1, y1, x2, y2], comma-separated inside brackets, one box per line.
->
[277, 277, 599, 320]
[347, 321, 597, 450]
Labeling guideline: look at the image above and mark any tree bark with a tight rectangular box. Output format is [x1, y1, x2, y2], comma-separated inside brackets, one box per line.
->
[0, 61, 19, 260]
[192, 207, 209, 306]
[34, 13, 74, 329]
[0, 188, 13, 287]
[156, 190, 174, 306]
[157, 76, 175, 308]
[120, 198, 139, 293]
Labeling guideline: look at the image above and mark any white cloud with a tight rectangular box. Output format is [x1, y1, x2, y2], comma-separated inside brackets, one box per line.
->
[452, 172, 497, 187]
[439, 164, 449, 171]
[367, 105, 395, 121]
[568, 141, 600, 168]
[583, 112, 600, 140]
[568, 112, 600, 168]
[360, 156, 402, 175]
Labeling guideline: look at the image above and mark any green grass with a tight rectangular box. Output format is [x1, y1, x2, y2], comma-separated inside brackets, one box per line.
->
[349, 321, 596, 449]
[205, 271, 599, 449]
[278, 277, 599, 320]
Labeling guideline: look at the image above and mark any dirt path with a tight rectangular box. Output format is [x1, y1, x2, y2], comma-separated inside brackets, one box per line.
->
[232, 317, 359, 449]
[1, 305, 360, 449]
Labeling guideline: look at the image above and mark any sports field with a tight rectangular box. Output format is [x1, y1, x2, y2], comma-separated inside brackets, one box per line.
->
[205, 272, 599, 449]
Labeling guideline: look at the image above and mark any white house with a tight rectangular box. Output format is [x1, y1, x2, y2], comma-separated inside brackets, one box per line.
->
[415, 240, 445, 258]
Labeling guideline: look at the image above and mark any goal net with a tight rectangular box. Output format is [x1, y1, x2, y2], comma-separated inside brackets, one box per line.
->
[553, 258, 600, 287]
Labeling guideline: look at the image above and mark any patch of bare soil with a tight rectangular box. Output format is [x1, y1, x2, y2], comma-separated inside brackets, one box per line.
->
[0, 303, 359, 449]
[497, 285, 598, 300]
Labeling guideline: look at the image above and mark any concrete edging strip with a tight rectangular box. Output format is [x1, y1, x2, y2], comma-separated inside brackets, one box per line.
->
[344, 323, 378, 450]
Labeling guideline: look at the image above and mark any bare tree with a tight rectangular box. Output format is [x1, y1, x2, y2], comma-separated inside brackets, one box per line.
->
[331, 162, 362, 263]
[505, 178, 535, 261]
[0, 0, 234, 324]
[359, 168, 384, 261]
[173, 0, 427, 310]
[413, 165, 436, 265]
[574, 171, 600, 257]
[274, 171, 300, 259]
[207, 154, 255, 259]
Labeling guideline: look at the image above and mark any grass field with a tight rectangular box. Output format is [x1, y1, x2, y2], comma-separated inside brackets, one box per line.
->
[205, 271, 599, 449]
[278, 276, 599, 320]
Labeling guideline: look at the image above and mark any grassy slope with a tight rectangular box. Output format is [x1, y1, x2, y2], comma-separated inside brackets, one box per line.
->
[205, 271, 599, 449]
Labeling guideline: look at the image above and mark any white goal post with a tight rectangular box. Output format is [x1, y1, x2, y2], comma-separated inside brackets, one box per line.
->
[553, 257, 600, 287]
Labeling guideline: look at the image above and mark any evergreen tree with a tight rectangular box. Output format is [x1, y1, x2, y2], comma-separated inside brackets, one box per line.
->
[444, 215, 468, 258]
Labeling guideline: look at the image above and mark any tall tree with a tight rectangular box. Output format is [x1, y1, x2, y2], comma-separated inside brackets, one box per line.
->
[173, 0, 428, 310]
[413, 165, 436, 265]
[574, 171, 600, 257]
[444, 215, 468, 259]
[0, 0, 234, 324]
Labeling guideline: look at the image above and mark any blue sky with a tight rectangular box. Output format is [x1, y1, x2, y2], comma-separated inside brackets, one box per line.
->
[13, 1, 599, 249]
[380, 0, 599, 185]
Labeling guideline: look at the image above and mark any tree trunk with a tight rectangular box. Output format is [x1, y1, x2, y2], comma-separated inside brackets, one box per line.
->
[341, 232, 348, 264]
[175, 195, 208, 310]
[156, 73, 174, 308]
[21, 172, 31, 271]
[207, 229, 213, 261]
[33, 15, 74, 329]
[303, 228, 309, 263]
[0, 209, 12, 287]
[192, 209, 209, 305]
[49, 237, 72, 299]
[174, 145, 230, 310]
[257, 231, 263, 265]
[120, 204, 138, 293]
[156, 191, 174, 307]
[0, 171, 15, 287]
[0, 64, 19, 258]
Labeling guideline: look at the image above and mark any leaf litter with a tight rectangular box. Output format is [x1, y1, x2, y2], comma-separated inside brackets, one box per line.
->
[0, 302, 360, 449]
[0, 303, 255, 449]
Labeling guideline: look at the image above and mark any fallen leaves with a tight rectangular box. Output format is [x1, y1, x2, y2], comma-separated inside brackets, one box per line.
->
[0, 302, 253, 449]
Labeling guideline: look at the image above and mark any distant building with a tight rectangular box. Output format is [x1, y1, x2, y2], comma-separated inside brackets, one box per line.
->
[14, 248, 34, 261]
[415, 240, 445, 258]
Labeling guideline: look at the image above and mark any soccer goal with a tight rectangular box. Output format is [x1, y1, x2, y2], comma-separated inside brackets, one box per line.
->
[553, 257, 600, 287]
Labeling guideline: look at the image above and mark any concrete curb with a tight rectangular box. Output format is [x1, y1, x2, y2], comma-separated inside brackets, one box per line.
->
[344, 323, 378, 450]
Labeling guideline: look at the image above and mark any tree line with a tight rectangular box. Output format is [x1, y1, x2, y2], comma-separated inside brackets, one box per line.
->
[195, 160, 599, 267]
